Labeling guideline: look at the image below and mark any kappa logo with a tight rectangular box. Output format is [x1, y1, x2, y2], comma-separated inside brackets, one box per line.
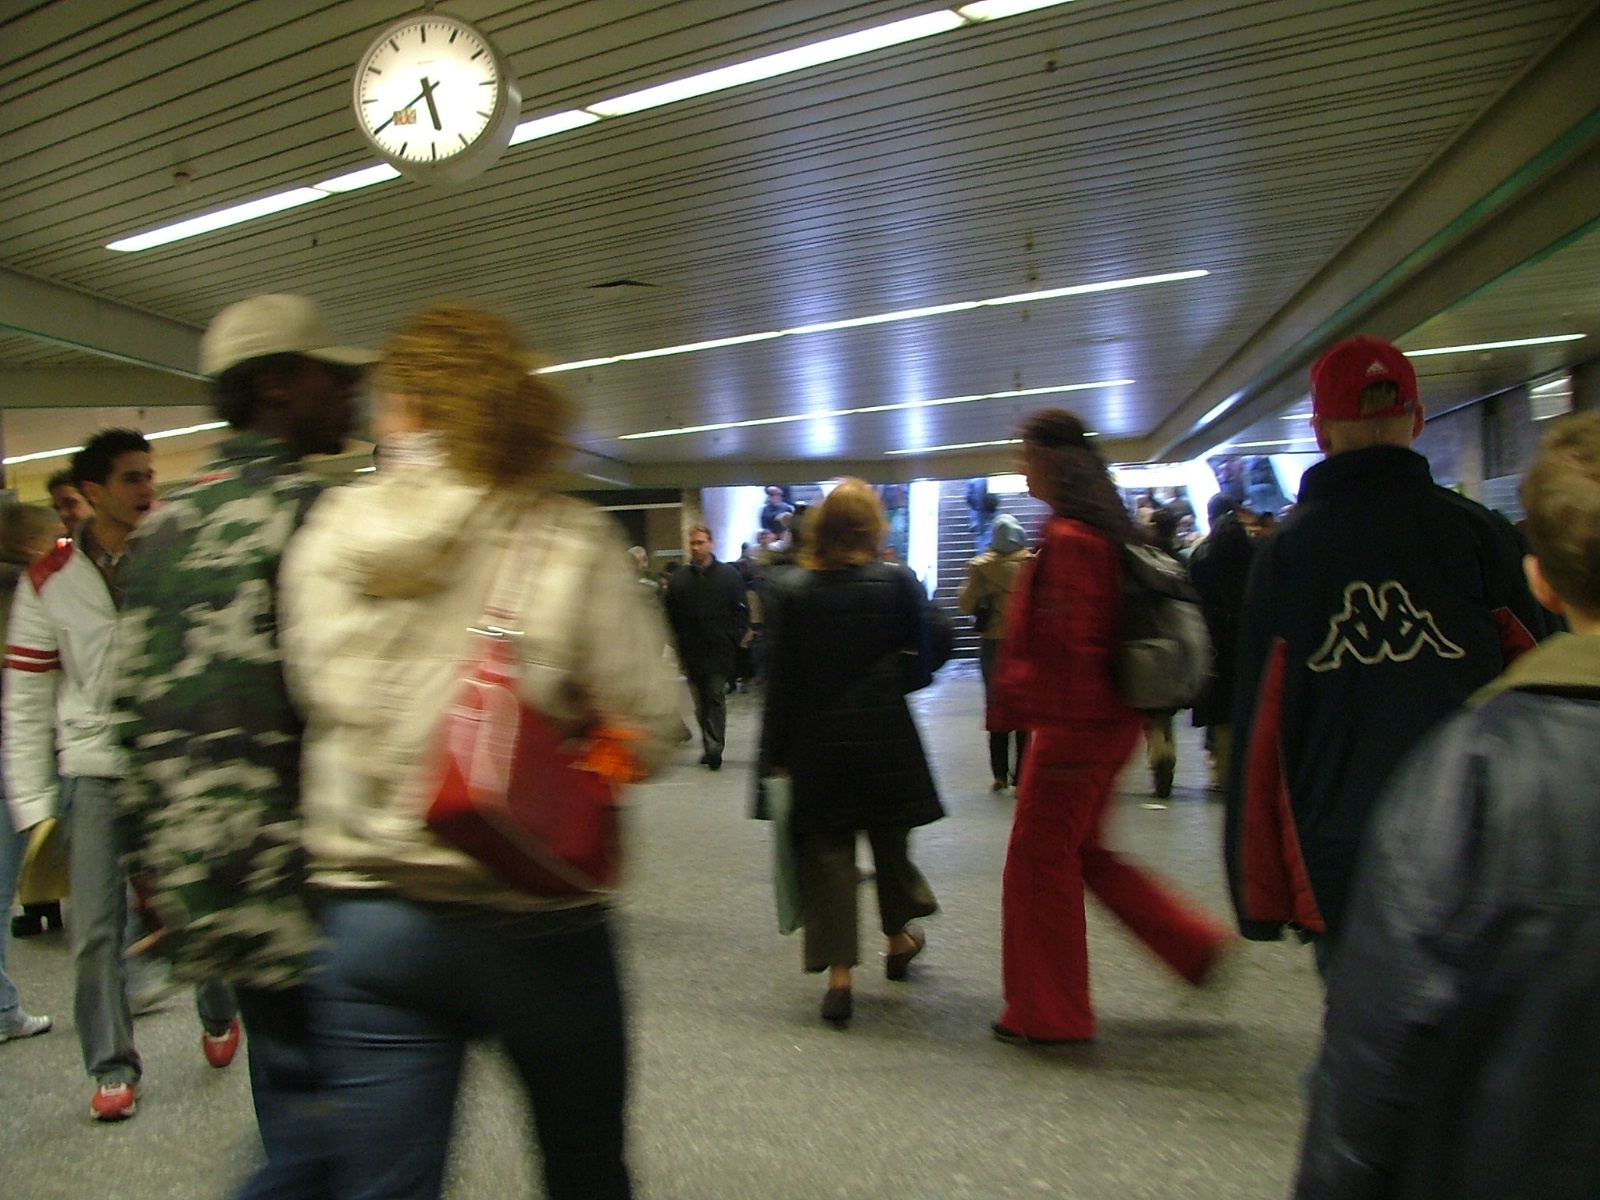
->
[1307, 580, 1466, 673]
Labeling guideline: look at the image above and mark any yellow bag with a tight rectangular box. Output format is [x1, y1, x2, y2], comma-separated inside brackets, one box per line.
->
[16, 817, 68, 905]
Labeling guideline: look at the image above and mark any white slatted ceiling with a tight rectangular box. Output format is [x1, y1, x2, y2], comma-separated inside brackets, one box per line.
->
[0, 0, 1590, 465]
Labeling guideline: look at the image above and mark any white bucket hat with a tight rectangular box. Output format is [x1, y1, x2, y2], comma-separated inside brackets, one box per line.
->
[200, 294, 378, 377]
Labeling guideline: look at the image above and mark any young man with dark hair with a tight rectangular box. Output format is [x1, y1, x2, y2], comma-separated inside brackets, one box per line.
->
[46, 467, 89, 537]
[1295, 410, 1600, 1199]
[1226, 336, 1552, 978]
[665, 523, 748, 769]
[114, 293, 370, 1187]
[4, 428, 240, 1122]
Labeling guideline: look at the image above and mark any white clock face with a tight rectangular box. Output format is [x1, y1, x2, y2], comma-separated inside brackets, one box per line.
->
[356, 18, 505, 166]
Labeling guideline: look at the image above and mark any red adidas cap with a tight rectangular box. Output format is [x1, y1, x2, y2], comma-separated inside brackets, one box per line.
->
[1310, 336, 1418, 421]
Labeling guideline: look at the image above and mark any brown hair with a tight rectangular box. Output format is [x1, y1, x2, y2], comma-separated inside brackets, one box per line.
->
[1018, 408, 1137, 543]
[1521, 410, 1600, 616]
[803, 478, 886, 570]
[375, 304, 572, 489]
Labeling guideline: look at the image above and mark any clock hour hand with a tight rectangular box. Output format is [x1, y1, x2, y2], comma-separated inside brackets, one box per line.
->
[420, 76, 442, 131]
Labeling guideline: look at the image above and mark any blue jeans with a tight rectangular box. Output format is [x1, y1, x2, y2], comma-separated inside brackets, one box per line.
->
[0, 797, 25, 1020]
[312, 896, 631, 1200]
[232, 984, 330, 1200]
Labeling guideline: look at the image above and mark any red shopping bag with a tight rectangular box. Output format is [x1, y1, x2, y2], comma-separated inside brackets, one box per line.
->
[425, 637, 624, 897]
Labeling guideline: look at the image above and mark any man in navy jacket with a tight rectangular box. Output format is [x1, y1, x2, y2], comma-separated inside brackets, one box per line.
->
[1225, 336, 1549, 973]
[1295, 410, 1600, 1200]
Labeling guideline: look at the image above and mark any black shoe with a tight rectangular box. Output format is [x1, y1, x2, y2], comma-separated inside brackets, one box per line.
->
[821, 987, 852, 1023]
[10, 913, 43, 938]
[1154, 760, 1174, 799]
[990, 1021, 1086, 1046]
[885, 926, 925, 981]
[707, 754, 722, 771]
[698, 751, 710, 765]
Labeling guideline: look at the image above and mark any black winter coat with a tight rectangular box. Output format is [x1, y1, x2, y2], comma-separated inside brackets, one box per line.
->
[759, 562, 944, 835]
[1296, 633, 1600, 1200]
[1185, 512, 1253, 728]
[664, 557, 748, 678]
[1227, 447, 1552, 941]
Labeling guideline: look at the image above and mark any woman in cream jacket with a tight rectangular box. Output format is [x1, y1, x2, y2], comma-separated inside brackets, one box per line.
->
[281, 305, 683, 1200]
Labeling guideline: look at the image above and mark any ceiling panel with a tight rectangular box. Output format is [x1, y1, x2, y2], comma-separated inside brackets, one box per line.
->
[1, 0, 1596, 475]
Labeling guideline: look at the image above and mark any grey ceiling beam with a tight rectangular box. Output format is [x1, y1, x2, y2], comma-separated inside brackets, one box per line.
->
[0, 365, 208, 409]
[0, 267, 203, 380]
[1150, 2, 1600, 462]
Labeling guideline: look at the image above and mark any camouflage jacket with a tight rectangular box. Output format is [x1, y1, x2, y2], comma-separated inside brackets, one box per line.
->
[114, 433, 325, 988]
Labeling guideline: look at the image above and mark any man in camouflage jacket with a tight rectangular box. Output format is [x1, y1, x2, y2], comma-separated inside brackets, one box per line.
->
[114, 293, 372, 1195]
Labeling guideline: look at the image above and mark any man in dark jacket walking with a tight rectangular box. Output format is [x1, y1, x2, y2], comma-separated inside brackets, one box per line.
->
[1294, 410, 1600, 1200]
[665, 524, 748, 770]
[1226, 336, 1550, 975]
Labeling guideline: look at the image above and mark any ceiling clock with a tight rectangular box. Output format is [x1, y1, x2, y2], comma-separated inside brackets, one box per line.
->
[352, 12, 521, 186]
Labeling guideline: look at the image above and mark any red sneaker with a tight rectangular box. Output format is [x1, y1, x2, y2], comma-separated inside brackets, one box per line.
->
[202, 1018, 242, 1068]
[90, 1081, 138, 1121]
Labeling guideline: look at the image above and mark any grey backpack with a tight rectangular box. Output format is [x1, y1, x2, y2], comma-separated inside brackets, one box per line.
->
[1114, 544, 1213, 712]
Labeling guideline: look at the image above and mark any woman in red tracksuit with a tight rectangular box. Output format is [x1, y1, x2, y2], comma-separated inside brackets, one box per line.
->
[990, 408, 1234, 1044]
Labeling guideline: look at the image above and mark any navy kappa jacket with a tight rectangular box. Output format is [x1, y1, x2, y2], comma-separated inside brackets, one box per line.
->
[1225, 446, 1549, 941]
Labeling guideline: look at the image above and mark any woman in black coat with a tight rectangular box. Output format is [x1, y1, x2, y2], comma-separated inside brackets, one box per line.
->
[759, 479, 943, 1024]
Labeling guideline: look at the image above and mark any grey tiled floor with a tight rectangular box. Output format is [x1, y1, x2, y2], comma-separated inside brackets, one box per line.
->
[1, 667, 1322, 1199]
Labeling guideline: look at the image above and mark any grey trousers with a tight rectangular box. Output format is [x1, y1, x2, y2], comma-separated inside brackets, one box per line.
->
[797, 827, 937, 972]
[63, 776, 236, 1084]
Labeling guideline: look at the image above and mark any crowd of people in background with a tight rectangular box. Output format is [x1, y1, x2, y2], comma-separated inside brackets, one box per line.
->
[2, 307, 1599, 1200]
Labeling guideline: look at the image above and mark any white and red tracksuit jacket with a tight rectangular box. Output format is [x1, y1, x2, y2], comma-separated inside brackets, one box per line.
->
[3, 535, 127, 831]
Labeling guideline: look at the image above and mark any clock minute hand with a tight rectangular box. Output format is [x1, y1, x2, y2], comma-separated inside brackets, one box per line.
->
[420, 76, 442, 131]
[371, 84, 428, 136]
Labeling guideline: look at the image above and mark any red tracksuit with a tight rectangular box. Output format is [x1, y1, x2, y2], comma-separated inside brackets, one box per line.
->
[992, 517, 1229, 1041]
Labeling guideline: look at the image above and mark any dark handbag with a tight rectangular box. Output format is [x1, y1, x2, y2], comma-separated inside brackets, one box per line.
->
[424, 509, 639, 897]
[971, 597, 994, 635]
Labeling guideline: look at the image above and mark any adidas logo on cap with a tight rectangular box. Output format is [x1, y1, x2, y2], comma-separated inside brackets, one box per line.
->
[1366, 360, 1388, 376]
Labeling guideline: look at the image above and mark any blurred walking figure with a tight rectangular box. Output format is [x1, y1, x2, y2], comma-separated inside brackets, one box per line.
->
[1185, 496, 1255, 790]
[758, 479, 943, 1024]
[1294, 410, 1600, 1200]
[664, 525, 748, 770]
[4, 429, 240, 1122]
[958, 513, 1031, 791]
[116, 292, 373, 1187]
[990, 410, 1234, 1045]
[0, 503, 61, 1043]
[1142, 507, 1185, 799]
[282, 305, 683, 1200]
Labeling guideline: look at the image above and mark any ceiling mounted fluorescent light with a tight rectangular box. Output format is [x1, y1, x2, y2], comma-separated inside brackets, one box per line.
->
[544, 270, 1206, 374]
[107, 2, 1089, 252]
[617, 380, 1127, 441]
[509, 110, 601, 146]
[108, 188, 327, 252]
[313, 163, 401, 192]
[1197, 396, 1237, 427]
[1404, 334, 1585, 357]
[3, 421, 228, 466]
[586, 11, 966, 118]
[886, 437, 1023, 456]
[957, 0, 1079, 20]
[108, 165, 404, 250]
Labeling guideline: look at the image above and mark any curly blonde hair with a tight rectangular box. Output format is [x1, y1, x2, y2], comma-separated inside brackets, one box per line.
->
[375, 304, 572, 489]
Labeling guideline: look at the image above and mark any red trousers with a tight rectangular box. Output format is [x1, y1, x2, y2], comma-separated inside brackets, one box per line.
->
[999, 723, 1230, 1041]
